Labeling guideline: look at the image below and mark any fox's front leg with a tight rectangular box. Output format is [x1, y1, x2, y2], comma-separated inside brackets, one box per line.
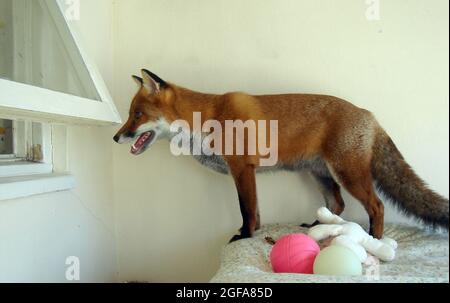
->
[229, 164, 258, 243]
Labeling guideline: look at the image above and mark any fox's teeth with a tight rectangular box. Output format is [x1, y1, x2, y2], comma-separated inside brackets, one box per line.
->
[131, 132, 153, 154]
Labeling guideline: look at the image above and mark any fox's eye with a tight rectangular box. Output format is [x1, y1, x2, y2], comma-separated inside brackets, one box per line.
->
[134, 112, 143, 119]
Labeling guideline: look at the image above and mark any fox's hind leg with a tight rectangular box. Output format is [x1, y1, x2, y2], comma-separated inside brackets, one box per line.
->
[327, 158, 385, 239]
[301, 175, 345, 228]
[322, 108, 386, 237]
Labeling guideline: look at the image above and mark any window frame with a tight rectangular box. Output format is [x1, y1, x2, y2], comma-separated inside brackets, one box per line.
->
[0, 119, 75, 201]
[0, 119, 53, 178]
[0, 0, 121, 125]
[0, 0, 117, 200]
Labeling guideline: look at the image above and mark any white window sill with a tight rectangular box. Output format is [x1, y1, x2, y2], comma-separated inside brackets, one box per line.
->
[0, 161, 53, 178]
[0, 173, 75, 201]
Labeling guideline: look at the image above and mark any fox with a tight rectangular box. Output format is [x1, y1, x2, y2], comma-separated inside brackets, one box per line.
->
[114, 69, 449, 242]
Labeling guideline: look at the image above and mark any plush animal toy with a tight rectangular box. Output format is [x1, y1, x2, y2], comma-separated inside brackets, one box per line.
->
[308, 207, 398, 262]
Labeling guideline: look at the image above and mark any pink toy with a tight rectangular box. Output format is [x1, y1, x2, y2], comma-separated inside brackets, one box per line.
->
[270, 233, 320, 274]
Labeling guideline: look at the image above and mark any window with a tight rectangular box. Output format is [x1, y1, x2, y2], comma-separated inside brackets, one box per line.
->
[0, 118, 52, 178]
[0, 0, 120, 200]
[0, 118, 67, 201]
[0, 0, 121, 124]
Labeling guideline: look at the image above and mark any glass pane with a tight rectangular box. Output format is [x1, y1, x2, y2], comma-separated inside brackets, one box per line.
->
[0, 119, 14, 155]
[0, 0, 101, 101]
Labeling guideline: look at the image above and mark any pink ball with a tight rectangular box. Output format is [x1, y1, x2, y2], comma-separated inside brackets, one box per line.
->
[270, 233, 320, 274]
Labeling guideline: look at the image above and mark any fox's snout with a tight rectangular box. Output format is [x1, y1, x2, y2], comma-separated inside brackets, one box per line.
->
[113, 130, 135, 144]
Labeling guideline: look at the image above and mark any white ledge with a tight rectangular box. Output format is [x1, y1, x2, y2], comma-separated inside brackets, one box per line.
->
[0, 161, 53, 178]
[0, 173, 75, 201]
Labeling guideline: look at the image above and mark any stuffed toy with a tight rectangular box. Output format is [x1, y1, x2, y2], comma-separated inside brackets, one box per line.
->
[308, 207, 398, 262]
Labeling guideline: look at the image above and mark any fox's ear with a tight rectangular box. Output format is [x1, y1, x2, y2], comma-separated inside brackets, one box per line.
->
[132, 75, 143, 86]
[141, 69, 167, 95]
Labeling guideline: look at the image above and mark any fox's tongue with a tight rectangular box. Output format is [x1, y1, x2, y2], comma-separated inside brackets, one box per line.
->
[131, 131, 153, 155]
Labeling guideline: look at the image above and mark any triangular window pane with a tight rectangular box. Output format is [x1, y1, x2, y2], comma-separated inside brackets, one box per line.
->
[0, 0, 100, 100]
[0, 0, 120, 125]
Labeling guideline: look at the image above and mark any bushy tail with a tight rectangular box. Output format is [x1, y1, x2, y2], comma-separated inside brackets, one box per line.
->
[371, 130, 449, 230]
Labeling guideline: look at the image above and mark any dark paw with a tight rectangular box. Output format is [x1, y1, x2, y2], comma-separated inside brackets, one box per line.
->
[300, 220, 320, 229]
[229, 234, 242, 243]
[229, 233, 251, 243]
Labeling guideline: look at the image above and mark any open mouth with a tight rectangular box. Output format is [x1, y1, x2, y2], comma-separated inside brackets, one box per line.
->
[130, 131, 155, 155]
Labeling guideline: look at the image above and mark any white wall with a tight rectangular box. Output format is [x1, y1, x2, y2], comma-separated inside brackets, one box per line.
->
[0, 0, 117, 282]
[112, 0, 449, 282]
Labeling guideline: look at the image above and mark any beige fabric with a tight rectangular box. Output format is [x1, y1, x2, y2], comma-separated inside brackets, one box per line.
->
[211, 223, 449, 283]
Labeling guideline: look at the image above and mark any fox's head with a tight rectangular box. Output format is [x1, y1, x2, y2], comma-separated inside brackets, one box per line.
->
[113, 69, 174, 155]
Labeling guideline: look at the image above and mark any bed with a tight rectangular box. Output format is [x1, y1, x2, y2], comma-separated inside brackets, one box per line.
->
[210, 223, 449, 283]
